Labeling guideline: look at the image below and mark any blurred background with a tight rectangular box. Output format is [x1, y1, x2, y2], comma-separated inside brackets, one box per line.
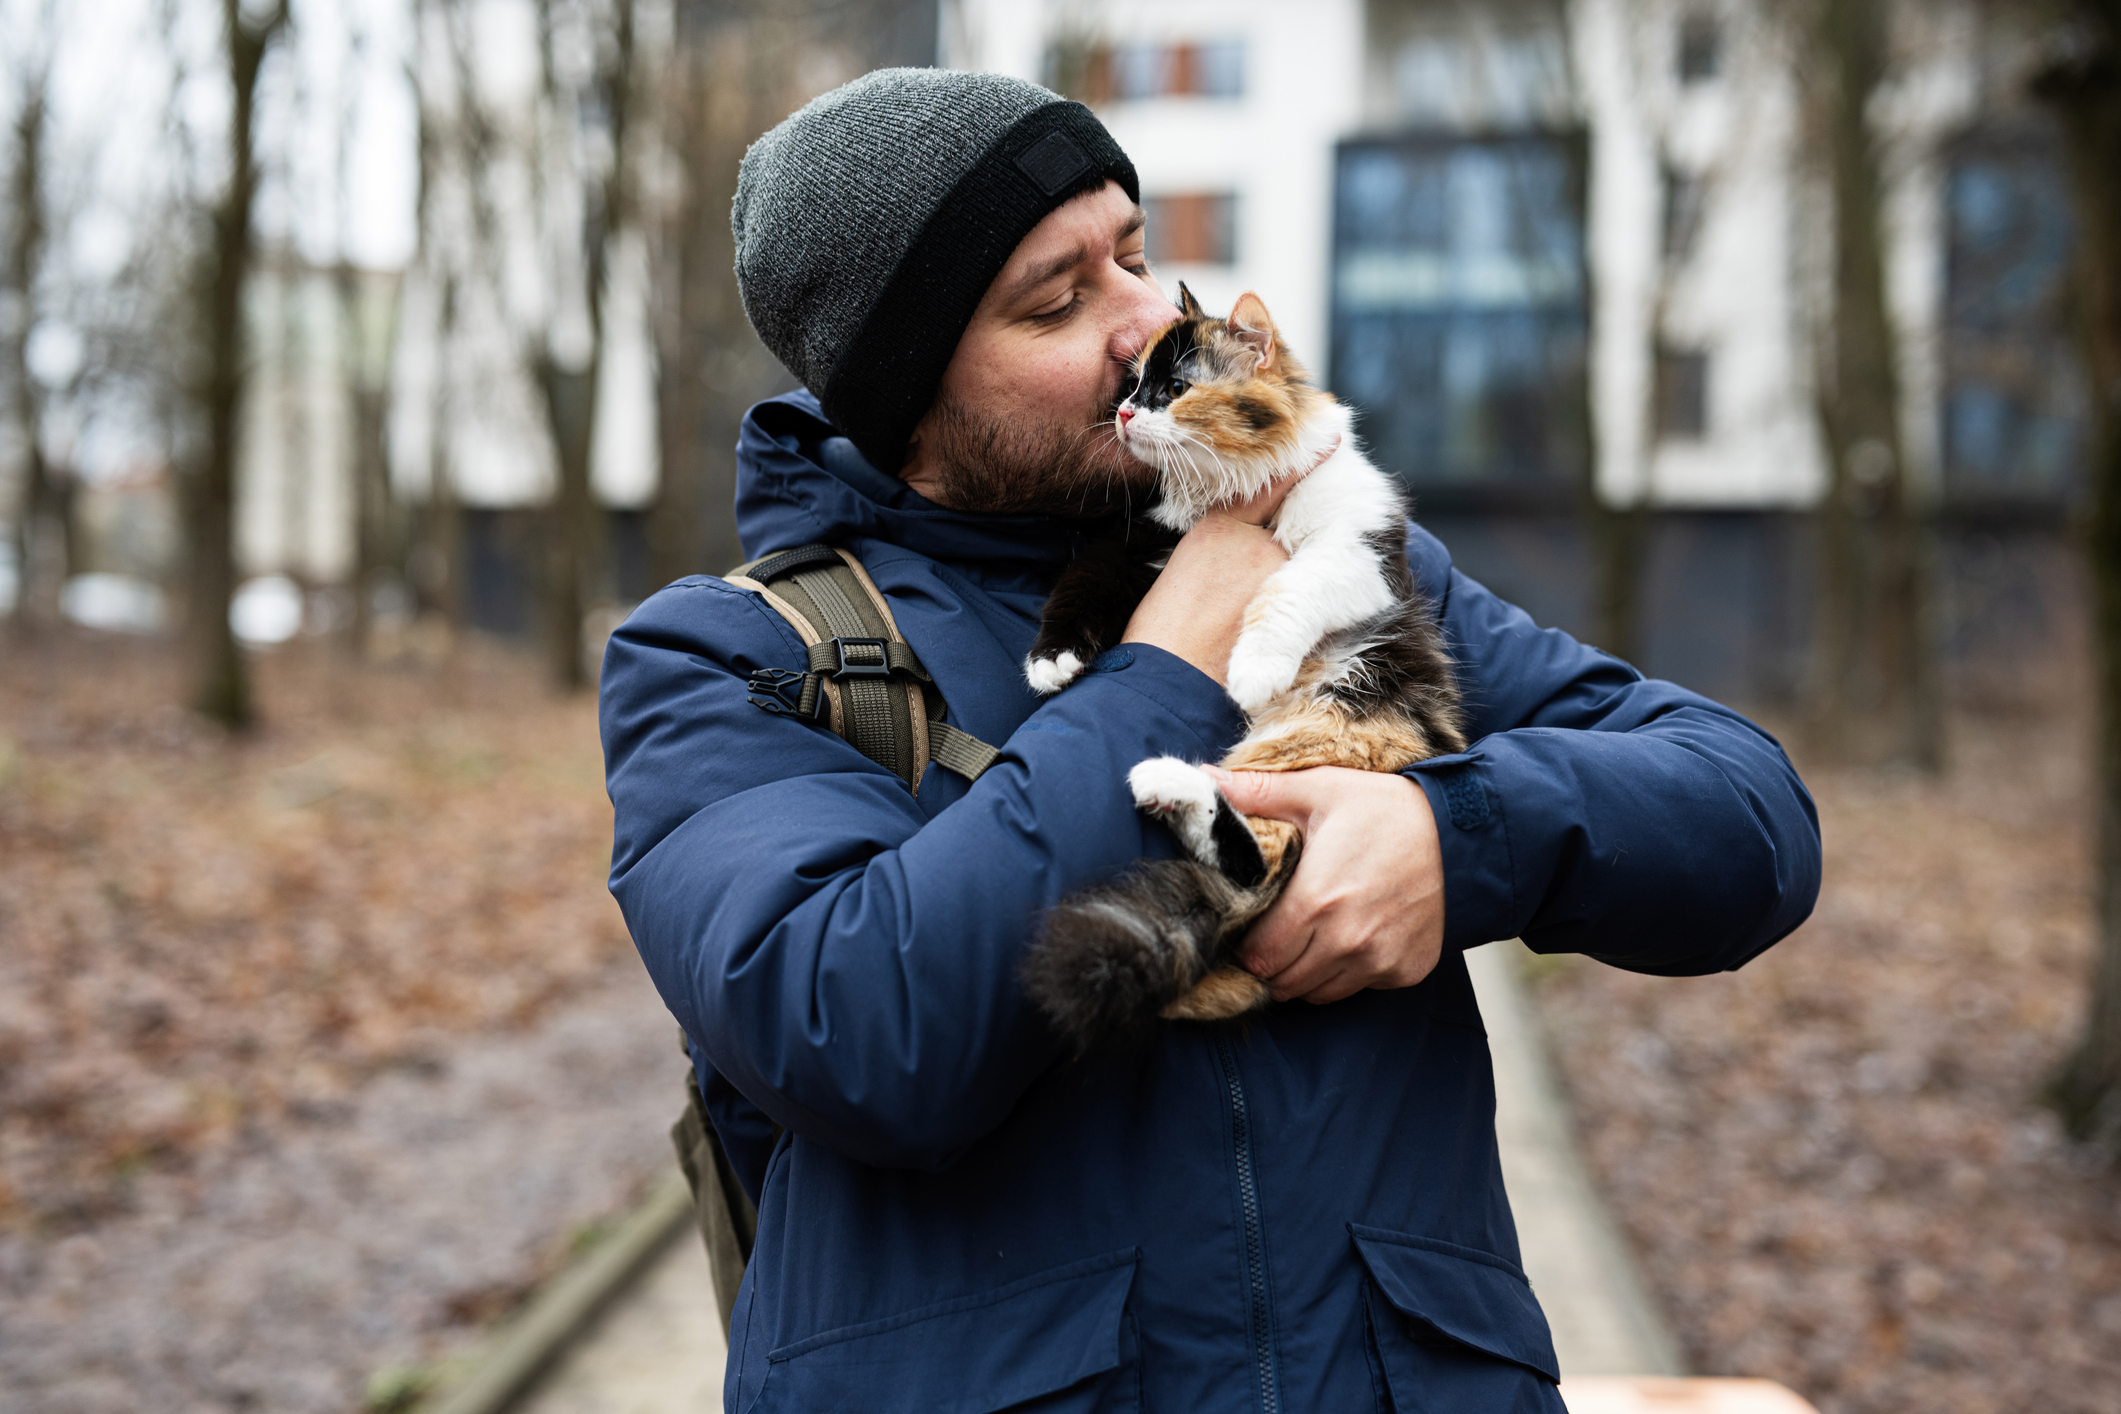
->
[1, 1, 2117, 1412]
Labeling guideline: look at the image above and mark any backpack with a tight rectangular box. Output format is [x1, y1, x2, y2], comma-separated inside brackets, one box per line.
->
[669, 543, 1002, 1335]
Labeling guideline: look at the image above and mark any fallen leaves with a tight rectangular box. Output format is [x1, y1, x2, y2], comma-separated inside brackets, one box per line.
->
[0, 632, 634, 1235]
[1535, 711, 2121, 1414]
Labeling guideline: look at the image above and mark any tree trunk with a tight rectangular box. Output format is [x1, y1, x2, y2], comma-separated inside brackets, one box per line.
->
[188, 0, 288, 727]
[335, 263, 400, 656]
[3, 62, 60, 632]
[537, 355, 600, 689]
[649, 23, 752, 589]
[1803, 0, 1941, 770]
[648, 39, 712, 591]
[2039, 6, 2121, 1147]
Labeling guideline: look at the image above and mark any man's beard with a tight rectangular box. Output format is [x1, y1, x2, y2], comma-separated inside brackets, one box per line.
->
[916, 387, 1159, 517]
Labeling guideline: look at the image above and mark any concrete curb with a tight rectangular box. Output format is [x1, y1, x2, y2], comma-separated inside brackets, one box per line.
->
[1466, 940, 1687, 1377]
[418, 1170, 696, 1414]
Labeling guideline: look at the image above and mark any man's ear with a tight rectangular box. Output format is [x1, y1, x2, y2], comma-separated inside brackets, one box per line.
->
[1177, 281, 1205, 318]
[1228, 292, 1277, 373]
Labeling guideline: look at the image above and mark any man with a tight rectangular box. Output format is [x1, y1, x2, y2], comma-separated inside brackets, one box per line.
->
[601, 69, 1819, 1413]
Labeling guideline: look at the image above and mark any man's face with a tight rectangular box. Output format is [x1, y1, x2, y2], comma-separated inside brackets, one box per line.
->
[901, 181, 1176, 515]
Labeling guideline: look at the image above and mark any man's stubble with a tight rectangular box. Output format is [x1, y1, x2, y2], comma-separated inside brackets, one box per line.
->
[917, 383, 1158, 519]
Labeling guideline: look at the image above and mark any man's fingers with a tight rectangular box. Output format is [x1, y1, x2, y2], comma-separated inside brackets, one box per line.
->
[1204, 765, 1318, 823]
[1224, 467, 1303, 526]
[1265, 918, 1362, 1000]
[1290, 963, 1370, 1007]
[1238, 886, 1314, 982]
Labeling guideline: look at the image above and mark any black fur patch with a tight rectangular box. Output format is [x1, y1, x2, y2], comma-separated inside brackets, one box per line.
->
[1233, 395, 1276, 431]
[1028, 519, 1178, 670]
[1207, 792, 1268, 887]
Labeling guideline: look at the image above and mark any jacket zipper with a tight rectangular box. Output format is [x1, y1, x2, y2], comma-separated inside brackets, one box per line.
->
[1214, 1034, 1280, 1414]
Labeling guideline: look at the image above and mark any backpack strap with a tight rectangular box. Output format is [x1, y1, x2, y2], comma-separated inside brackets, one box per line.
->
[727, 544, 1000, 794]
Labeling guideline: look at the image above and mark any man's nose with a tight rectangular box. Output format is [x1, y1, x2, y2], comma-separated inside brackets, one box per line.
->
[1109, 278, 1179, 366]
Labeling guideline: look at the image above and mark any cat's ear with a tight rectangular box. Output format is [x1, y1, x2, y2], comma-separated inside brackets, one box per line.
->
[1176, 282, 1205, 318]
[1228, 292, 1279, 373]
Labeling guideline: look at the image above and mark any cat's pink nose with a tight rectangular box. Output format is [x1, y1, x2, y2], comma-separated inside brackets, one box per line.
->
[1116, 407, 1135, 426]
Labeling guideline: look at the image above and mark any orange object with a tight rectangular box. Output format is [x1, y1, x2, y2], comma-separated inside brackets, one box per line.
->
[1560, 1377, 1821, 1414]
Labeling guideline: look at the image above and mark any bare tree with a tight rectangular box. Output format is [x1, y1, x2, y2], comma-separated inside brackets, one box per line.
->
[185, 0, 291, 726]
[333, 25, 402, 656]
[1799, 0, 1942, 769]
[532, 0, 635, 690]
[2034, 0, 2121, 1145]
[2, 1, 66, 632]
[435, 0, 639, 689]
[646, 2, 817, 589]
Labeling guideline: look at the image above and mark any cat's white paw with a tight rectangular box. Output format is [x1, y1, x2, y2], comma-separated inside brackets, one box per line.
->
[1127, 756, 1221, 864]
[1025, 651, 1086, 696]
[1225, 650, 1301, 716]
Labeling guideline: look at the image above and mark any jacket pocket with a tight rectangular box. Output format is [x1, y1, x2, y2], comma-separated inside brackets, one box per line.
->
[1350, 1225, 1564, 1414]
[745, 1249, 1141, 1414]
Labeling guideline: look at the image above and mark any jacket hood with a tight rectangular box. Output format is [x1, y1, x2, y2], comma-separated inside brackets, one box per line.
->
[733, 390, 1118, 576]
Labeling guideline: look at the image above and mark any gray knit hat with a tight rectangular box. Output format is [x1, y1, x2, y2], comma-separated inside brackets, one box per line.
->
[733, 69, 1138, 473]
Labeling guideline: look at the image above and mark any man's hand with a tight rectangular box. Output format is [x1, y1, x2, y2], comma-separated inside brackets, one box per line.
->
[1120, 475, 1295, 684]
[1205, 765, 1446, 1004]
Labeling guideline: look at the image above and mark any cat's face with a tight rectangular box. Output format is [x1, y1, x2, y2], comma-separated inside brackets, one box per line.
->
[1114, 286, 1322, 528]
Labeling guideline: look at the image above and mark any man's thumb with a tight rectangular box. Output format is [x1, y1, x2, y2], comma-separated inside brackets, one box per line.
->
[1204, 765, 1306, 822]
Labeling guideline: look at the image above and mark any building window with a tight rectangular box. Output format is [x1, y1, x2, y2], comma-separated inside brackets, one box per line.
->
[1048, 40, 1245, 105]
[1329, 134, 1588, 495]
[1942, 126, 2084, 506]
[1146, 193, 1239, 266]
[1661, 164, 1706, 263]
[1677, 11, 1721, 83]
[1655, 347, 1711, 439]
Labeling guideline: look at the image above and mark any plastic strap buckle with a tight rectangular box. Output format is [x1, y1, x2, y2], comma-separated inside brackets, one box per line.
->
[826, 637, 894, 680]
[746, 667, 826, 721]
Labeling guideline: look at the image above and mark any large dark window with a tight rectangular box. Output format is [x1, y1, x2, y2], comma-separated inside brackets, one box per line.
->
[1942, 127, 2083, 510]
[1329, 134, 1588, 503]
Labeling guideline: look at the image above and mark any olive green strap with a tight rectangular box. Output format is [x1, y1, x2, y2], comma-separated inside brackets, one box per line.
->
[784, 563, 904, 776]
[730, 544, 1001, 790]
[929, 721, 1001, 781]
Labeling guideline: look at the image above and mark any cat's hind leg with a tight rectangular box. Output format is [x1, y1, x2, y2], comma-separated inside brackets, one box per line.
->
[1128, 757, 1268, 887]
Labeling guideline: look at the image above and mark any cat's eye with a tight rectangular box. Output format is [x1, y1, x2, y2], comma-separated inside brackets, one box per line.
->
[1169, 379, 1189, 398]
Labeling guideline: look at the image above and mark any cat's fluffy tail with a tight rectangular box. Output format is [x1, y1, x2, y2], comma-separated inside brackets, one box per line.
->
[1025, 840, 1305, 1054]
[1024, 860, 1258, 1053]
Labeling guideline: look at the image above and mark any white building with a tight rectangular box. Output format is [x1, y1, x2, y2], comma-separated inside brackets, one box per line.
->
[944, 0, 2083, 701]
[945, 0, 2054, 515]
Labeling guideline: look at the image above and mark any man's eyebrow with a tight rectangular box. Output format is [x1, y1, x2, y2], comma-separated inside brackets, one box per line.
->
[997, 206, 1151, 309]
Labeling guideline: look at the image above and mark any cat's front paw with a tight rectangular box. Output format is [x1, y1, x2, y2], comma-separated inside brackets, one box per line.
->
[1024, 650, 1087, 696]
[1127, 756, 1221, 864]
[1225, 649, 1301, 715]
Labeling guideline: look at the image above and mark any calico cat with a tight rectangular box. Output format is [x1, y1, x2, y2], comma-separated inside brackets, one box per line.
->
[1021, 286, 1465, 1053]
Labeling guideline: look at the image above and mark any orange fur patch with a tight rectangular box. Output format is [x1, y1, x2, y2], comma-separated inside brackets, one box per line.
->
[1160, 965, 1270, 1022]
[1222, 700, 1436, 775]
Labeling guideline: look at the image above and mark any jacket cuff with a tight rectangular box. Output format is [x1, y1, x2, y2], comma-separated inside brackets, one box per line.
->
[1406, 755, 1518, 952]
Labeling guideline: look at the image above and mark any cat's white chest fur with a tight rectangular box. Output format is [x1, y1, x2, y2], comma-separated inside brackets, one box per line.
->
[1221, 424, 1403, 714]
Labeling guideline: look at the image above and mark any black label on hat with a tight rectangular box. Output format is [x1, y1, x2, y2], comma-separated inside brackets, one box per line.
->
[1015, 131, 1092, 196]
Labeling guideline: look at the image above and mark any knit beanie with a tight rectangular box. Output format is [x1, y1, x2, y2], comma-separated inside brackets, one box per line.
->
[732, 68, 1139, 473]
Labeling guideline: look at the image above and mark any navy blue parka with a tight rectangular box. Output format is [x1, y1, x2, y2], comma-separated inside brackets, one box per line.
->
[600, 390, 1820, 1413]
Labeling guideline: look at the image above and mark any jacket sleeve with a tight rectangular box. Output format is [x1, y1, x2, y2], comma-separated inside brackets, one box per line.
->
[1399, 525, 1821, 975]
[601, 577, 1245, 1172]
